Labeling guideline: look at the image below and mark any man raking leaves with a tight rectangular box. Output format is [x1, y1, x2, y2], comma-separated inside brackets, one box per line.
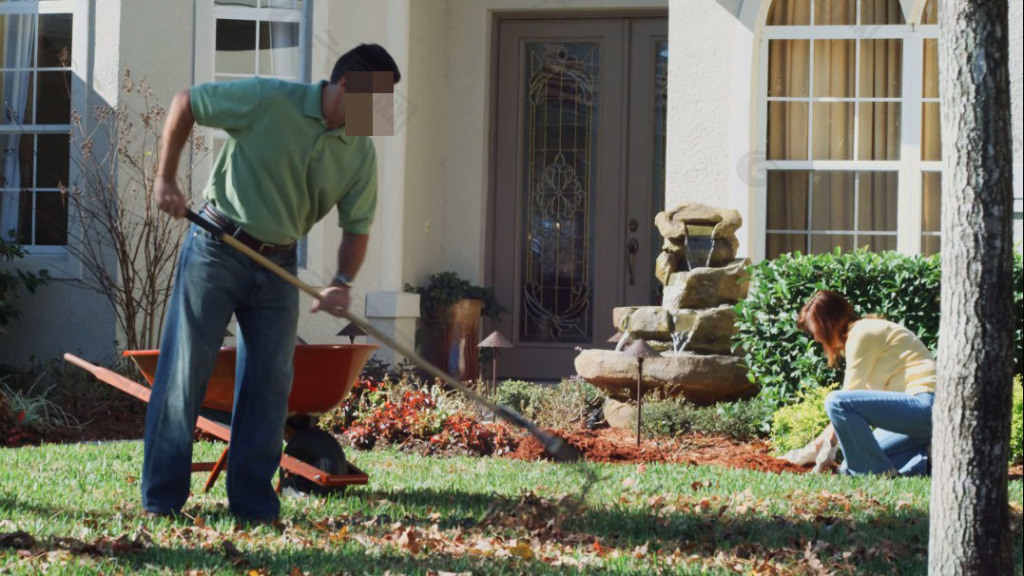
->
[148, 44, 401, 522]
[149, 44, 579, 524]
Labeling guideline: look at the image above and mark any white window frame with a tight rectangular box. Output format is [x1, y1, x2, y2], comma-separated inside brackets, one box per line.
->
[753, 2, 940, 261]
[0, 0, 88, 262]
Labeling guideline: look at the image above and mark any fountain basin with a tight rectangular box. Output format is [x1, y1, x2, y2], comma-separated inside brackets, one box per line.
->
[574, 349, 758, 405]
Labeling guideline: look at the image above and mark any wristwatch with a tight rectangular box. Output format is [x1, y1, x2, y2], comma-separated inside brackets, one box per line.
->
[331, 273, 353, 288]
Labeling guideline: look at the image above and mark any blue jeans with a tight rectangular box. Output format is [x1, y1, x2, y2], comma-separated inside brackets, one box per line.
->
[824, 390, 934, 477]
[142, 221, 299, 520]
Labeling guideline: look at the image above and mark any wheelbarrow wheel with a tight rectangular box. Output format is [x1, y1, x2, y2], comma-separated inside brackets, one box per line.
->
[280, 428, 348, 496]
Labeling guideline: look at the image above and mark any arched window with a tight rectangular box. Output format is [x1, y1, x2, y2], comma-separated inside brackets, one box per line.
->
[760, 0, 941, 259]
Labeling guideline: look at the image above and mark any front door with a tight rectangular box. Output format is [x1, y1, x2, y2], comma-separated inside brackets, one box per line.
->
[490, 17, 668, 381]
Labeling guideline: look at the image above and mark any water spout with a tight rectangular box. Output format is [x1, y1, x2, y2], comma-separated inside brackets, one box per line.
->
[671, 331, 694, 353]
[615, 330, 631, 352]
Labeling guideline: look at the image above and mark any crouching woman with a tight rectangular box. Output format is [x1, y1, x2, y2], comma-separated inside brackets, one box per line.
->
[798, 290, 936, 477]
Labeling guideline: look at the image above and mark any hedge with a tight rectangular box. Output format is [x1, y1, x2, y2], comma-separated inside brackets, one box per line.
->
[734, 249, 1023, 409]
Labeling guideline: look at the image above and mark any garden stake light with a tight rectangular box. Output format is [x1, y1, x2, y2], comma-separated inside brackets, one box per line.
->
[184, 210, 582, 463]
[478, 331, 512, 400]
[624, 339, 659, 447]
[337, 322, 367, 345]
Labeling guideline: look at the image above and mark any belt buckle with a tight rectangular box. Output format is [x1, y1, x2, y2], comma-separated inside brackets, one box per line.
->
[258, 242, 276, 254]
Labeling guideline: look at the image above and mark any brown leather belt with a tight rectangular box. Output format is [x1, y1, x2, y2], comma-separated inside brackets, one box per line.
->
[201, 204, 296, 256]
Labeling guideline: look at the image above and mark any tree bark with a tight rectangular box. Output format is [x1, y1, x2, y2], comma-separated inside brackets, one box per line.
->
[930, 0, 1015, 574]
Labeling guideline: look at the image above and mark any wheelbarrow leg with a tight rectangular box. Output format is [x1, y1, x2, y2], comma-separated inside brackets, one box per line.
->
[203, 447, 230, 493]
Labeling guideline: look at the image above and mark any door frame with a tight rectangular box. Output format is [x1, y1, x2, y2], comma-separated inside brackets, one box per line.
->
[485, 10, 669, 381]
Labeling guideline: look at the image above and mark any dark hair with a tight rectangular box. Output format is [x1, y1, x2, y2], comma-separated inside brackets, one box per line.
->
[798, 290, 861, 367]
[330, 44, 402, 85]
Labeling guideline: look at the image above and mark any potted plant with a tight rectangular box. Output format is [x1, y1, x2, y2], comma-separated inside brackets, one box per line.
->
[405, 272, 506, 381]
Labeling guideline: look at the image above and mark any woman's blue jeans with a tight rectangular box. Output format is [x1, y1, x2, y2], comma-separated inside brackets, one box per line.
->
[825, 390, 934, 477]
[141, 221, 299, 520]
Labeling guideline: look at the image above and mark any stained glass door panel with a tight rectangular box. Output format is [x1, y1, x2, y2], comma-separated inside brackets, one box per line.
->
[493, 17, 667, 381]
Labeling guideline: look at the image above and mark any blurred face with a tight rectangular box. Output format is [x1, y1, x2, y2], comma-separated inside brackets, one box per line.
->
[344, 71, 396, 136]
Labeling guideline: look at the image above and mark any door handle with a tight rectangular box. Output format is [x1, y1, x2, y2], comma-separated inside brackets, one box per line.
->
[627, 238, 640, 286]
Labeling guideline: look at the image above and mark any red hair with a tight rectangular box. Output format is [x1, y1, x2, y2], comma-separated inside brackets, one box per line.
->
[798, 290, 860, 367]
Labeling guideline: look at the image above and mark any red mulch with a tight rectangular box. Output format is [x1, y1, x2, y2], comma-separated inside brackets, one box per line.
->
[506, 428, 812, 475]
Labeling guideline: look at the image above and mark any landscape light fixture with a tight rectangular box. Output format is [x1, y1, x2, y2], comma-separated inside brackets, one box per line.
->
[624, 339, 659, 447]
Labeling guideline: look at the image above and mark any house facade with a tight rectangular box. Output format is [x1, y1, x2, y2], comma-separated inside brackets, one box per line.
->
[1, 0, 1021, 380]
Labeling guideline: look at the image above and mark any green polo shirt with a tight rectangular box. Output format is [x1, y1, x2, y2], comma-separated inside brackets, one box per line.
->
[190, 78, 377, 244]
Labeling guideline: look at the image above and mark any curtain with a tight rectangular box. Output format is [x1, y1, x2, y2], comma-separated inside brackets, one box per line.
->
[1, 14, 36, 242]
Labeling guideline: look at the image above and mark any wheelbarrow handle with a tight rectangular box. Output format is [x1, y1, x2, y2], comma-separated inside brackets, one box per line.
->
[181, 210, 580, 463]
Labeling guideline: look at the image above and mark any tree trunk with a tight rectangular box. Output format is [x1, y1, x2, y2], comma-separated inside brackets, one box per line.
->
[930, 0, 1015, 574]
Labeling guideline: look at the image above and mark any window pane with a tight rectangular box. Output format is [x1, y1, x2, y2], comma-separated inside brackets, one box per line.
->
[36, 133, 69, 188]
[13, 133, 34, 188]
[922, 0, 938, 25]
[1, 14, 36, 126]
[814, 0, 856, 25]
[859, 39, 902, 98]
[858, 102, 901, 160]
[923, 39, 939, 99]
[812, 102, 854, 160]
[811, 234, 854, 253]
[769, 40, 810, 97]
[266, 0, 303, 8]
[922, 172, 941, 233]
[922, 236, 940, 256]
[768, 0, 811, 25]
[859, 235, 897, 252]
[0, 14, 35, 69]
[257, 21, 300, 77]
[767, 101, 809, 160]
[1, 71, 34, 125]
[861, 0, 906, 25]
[34, 190, 66, 245]
[38, 14, 72, 68]
[215, 0, 259, 6]
[767, 233, 808, 259]
[858, 171, 898, 231]
[922, 102, 941, 161]
[767, 171, 810, 230]
[17, 189, 31, 245]
[813, 40, 855, 97]
[812, 171, 855, 231]
[216, 19, 257, 76]
[35, 71, 70, 124]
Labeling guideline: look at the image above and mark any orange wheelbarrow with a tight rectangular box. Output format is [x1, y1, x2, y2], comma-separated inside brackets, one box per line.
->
[64, 344, 376, 495]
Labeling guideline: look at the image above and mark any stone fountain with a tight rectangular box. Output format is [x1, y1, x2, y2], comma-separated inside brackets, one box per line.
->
[574, 203, 757, 405]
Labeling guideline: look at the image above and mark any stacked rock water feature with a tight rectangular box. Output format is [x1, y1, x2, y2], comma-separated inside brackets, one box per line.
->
[575, 203, 758, 406]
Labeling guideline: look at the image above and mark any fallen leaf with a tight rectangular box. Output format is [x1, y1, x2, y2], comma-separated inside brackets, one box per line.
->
[507, 539, 534, 560]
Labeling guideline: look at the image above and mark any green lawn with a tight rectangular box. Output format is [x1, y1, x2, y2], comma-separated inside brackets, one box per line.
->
[1, 441, 1022, 575]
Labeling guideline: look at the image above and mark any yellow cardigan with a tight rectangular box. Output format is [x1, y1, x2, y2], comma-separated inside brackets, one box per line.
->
[843, 318, 937, 396]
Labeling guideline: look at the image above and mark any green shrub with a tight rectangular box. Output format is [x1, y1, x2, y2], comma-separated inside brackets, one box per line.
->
[533, 377, 605, 430]
[495, 380, 548, 420]
[690, 398, 774, 441]
[640, 396, 773, 442]
[495, 378, 605, 430]
[640, 396, 693, 438]
[770, 385, 837, 455]
[735, 249, 1024, 409]
[1012, 375, 1023, 466]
